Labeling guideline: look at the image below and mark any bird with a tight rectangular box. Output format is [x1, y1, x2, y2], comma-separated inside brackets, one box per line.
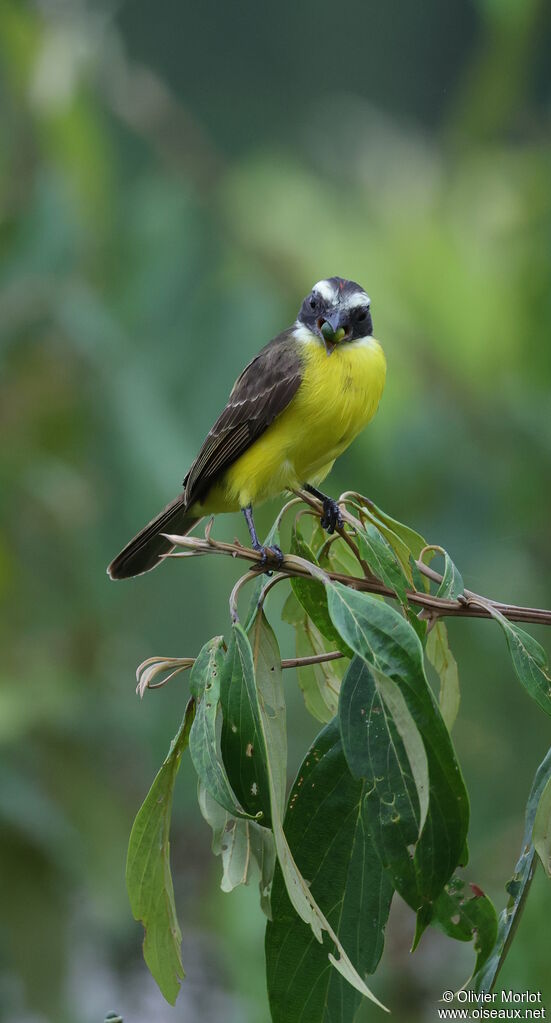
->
[107, 276, 386, 580]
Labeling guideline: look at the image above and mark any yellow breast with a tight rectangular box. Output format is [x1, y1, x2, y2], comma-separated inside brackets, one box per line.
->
[201, 333, 386, 513]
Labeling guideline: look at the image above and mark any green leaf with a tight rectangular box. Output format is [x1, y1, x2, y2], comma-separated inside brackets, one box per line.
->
[435, 549, 464, 600]
[485, 606, 551, 716]
[433, 876, 498, 980]
[328, 583, 469, 915]
[533, 775, 551, 876]
[283, 591, 342, 723]
[189, 637, 257, 820]
[248, 611, 287, 818]
[228, 622, 388, 1010]
[126, 697, 195, 1005]
[356, 522, 410, 605]
[290, 526, 351, 656]
[420, 546, 464, 601]
[266, 720, 393, 1023]
[198, 782, 275, 916]
[426, 622, 460, 731]
[340, 656, 432, 910]
[473, 746, 551, 991]
[220, 626, 272, 825]
[319, 534, 363, 578]
[361, 500, 427, 581]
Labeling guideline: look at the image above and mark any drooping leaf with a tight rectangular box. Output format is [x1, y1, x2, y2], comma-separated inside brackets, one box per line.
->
[473, 746, 551, 991]
[484, 605, 551, 716]
[433, 876, 497, 980]
[533, 775, 551, 876]
[283, 590, 342, 723]
[220, 626, 272, 825]
[266, 720, 393, 1023]
[340, 656, 431, 911]
[189, 637, 256, 820]
[426, 621, 460, 731]
[126, 697, 195, 1005]
[290, 526, 352, 656]
[227, 622, 388, 1010]
[198, 782, 275, 916]
[248, 610, 287, 818]
[356, 522, 410, 605]
[328, 583, 469, 919]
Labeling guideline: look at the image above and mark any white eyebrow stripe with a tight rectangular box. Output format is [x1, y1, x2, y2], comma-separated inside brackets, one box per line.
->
[343, 291, 370, 309]
[312, 279, 337, 302]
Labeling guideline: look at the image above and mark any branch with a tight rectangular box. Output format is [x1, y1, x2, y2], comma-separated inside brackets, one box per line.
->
[164, 530, 551, 628]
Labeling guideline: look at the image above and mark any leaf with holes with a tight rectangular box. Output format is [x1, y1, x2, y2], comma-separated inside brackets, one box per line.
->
[220, 626, 272, 825]
[266, 719, 393, 1023]
[230, 621, 388, 1010]
[339, 656, 431, 912]
[189, 637, 257, 820]
[327, 583, 469, 923]
[126, 697, 195, 1005]
[433, 876, 497, 980]
[248, 610, 287, 818]
[198, 782, 275, 916]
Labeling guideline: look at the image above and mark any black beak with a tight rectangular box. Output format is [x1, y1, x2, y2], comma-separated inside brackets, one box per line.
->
[317, 311, 351, 355]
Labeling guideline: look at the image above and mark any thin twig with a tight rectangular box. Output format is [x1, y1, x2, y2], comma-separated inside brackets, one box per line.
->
[136, 647, 345, 695]
[281, 651, 343, 670]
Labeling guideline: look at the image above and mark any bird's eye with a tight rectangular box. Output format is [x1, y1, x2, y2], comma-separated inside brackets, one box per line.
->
[309, 294, 318, 310]
[356, 308, 368, 322]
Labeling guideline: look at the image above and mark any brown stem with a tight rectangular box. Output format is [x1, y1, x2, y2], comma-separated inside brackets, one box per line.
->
[137, 647, 345, 694]
[281, 651, 343, 670]
[165, 531, 551, 627]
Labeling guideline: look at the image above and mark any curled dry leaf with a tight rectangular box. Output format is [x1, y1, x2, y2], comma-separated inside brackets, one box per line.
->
[135, 656, 195, 698]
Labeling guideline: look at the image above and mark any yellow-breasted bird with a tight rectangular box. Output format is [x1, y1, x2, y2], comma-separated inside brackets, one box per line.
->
[107, 276, 386, 579]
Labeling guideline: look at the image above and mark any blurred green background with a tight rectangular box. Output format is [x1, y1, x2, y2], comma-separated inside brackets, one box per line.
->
[1, 0, 551, 1019]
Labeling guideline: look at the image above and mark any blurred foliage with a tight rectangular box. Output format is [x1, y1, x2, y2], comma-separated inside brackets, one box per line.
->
[1, 0, 551, 1019]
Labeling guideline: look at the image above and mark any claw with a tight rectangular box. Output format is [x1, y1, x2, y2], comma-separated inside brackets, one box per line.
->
[320, 498, 343, 535]
[254, 543, 284, 574]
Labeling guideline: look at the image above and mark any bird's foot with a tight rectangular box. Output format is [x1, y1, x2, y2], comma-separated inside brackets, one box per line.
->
[320, 498, 343, 535]
[252, 542, 284, 574]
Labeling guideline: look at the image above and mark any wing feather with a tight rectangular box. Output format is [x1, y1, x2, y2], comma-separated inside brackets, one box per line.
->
[184, 332, 303, 505]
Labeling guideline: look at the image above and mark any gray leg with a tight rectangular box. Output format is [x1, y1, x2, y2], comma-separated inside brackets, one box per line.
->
[243, 506, 283, 568]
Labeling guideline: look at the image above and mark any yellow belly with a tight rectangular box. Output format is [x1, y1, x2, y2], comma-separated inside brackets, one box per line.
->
[194, 335, 386, 513]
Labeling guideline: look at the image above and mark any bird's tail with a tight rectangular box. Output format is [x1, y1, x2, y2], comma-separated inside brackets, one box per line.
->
[107, 494, 200, 580]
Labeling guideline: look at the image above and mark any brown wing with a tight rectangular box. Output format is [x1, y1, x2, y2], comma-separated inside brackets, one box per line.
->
[184, 331, 303, 506]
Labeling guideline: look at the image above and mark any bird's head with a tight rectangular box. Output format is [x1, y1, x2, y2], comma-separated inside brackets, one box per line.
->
[296, 277, 373, 355]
